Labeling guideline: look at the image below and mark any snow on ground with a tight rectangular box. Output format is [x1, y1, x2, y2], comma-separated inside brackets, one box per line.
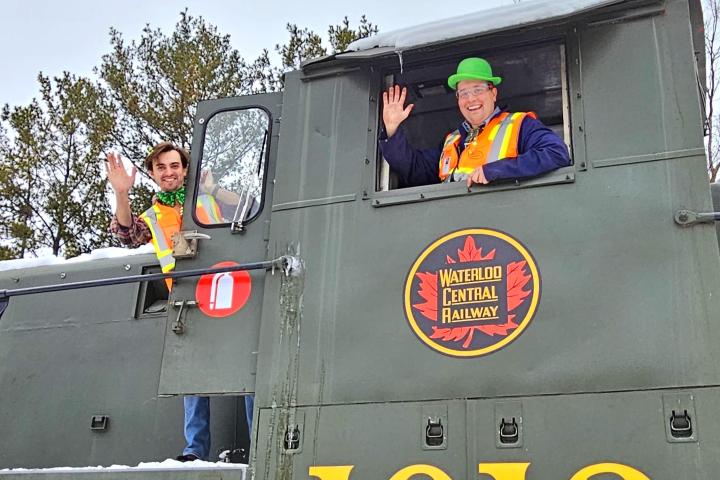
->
[0, 244, 154, 272]
[0, 459, 247, 472]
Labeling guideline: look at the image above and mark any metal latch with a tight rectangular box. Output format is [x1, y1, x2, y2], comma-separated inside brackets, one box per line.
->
[171, 300, 197, 334]
[674, 210, 720, 227]
[284, 425, 301, 451]
[670, 410, 693, 438]
[425, 418, 444, 447]
[499, 417, 520, 444]
[172, 231, 211, 259]
[90, 415, 109, 431]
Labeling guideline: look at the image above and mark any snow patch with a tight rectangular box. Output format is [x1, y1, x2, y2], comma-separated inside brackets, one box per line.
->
[0, 459, 247, 473]
[0, 244, 154, 272]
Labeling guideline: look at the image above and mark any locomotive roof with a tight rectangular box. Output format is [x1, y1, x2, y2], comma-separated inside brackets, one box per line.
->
[346, 0, 623, 53]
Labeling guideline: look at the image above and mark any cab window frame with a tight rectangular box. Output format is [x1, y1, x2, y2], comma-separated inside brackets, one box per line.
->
[191, 105, 273, 229]
[372, 38, 575, 204]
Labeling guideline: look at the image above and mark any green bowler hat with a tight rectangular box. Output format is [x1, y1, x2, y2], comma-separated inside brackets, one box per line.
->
[447, 57, 502, 90]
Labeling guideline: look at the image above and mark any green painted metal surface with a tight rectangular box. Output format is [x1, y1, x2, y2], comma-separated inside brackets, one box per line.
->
[0, 0, 716, 478]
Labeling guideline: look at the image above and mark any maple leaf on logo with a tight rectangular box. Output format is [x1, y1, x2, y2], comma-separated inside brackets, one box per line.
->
[413, 272, 438, 321]
[457, 236, 496, 263]
[476, 315, 518, 336]
[506, 261, 532, 312]
[430, 326, 476, 348]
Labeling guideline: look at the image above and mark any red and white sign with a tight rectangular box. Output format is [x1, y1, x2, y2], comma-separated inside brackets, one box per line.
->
[195, 261, 252, 318]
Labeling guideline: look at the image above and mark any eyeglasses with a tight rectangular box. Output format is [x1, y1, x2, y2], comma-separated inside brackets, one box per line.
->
[456, 83, 493, 100]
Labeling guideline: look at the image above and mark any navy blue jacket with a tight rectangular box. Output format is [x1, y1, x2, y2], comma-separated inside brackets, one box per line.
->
[378, 111, 571, 187]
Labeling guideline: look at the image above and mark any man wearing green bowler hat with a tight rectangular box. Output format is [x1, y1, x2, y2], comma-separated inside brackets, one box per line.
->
[379, 57, 571, 187]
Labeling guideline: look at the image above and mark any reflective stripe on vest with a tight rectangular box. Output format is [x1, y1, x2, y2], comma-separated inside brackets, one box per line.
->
[438, 111, 536, 182]
[195, 194, 223, 224]
[140, 203, 180, 291]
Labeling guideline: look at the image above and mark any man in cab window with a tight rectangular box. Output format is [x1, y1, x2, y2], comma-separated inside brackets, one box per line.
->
[379, 57, 571, 187]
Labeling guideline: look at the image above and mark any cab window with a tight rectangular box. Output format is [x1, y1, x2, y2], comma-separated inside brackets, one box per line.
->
[194, 107, 270, 226]
[377, 42, 571, 191]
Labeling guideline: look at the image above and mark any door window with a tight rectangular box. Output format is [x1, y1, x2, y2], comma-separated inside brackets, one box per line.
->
[194, 107, 270, 226]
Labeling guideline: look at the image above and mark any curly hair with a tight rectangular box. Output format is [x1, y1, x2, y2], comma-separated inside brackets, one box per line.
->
[144, 142, 190, 172]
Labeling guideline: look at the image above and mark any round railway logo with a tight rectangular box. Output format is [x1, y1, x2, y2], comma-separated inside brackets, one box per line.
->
[404, 228, 541, 358]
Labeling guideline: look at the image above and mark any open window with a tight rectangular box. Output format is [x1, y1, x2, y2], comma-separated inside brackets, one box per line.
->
[193, 107, 270, 227]
[135, 265, 168, 317]
[377, 41, 572, 191]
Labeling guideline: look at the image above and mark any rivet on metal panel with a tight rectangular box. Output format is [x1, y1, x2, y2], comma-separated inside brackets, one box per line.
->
[576, 92, 582, 99]
[59, 272, 66, 279]
[124, 264, 131, 271]
[365, 158, 370, 165]
[198, 118, 205, 125]
[12, 277, 19, 283]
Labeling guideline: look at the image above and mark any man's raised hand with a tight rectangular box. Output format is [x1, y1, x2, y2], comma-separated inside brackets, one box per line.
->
[382, 85, 414, 138]
[105, 152, 137, 195]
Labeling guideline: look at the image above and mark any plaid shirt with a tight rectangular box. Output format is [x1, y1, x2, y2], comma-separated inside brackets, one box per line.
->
[110, 212, 152, 248]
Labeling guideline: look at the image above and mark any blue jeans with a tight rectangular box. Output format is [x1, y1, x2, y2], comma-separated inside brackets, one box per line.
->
[183, 395, 255, 461]
[183, 396, 211, 460]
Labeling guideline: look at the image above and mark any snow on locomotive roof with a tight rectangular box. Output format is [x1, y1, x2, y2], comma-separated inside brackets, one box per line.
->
[0, 244, 154, 272]
[345, 0, 624, 53]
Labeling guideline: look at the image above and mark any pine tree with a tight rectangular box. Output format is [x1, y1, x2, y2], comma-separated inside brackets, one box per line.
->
[0, 73, 115, 257]
[98, 10, 258, 174]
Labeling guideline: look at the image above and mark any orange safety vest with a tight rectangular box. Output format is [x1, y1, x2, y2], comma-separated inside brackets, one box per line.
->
[195, 193, 223, 225]
[140, 194, 222, 290]
[438, 111, 536, 182]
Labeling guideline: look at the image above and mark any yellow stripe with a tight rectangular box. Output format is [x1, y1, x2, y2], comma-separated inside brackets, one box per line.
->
[498, 113, 522, 158]
[486, 123, 502, 142]
[498, 123, 514, 158]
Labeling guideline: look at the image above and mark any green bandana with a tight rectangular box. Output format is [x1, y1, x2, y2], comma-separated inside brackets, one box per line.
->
[156, 187, 186, 207]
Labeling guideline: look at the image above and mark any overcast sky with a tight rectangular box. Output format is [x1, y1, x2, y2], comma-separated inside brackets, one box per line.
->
[1, 0, 513, 108]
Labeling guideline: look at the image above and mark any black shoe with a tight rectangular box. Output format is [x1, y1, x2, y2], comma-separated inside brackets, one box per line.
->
[176, 454, 200, 462]
[219, 448, 248, 464]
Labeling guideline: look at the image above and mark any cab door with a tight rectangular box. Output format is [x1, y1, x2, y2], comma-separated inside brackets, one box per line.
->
[158, 93, 281, 395]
